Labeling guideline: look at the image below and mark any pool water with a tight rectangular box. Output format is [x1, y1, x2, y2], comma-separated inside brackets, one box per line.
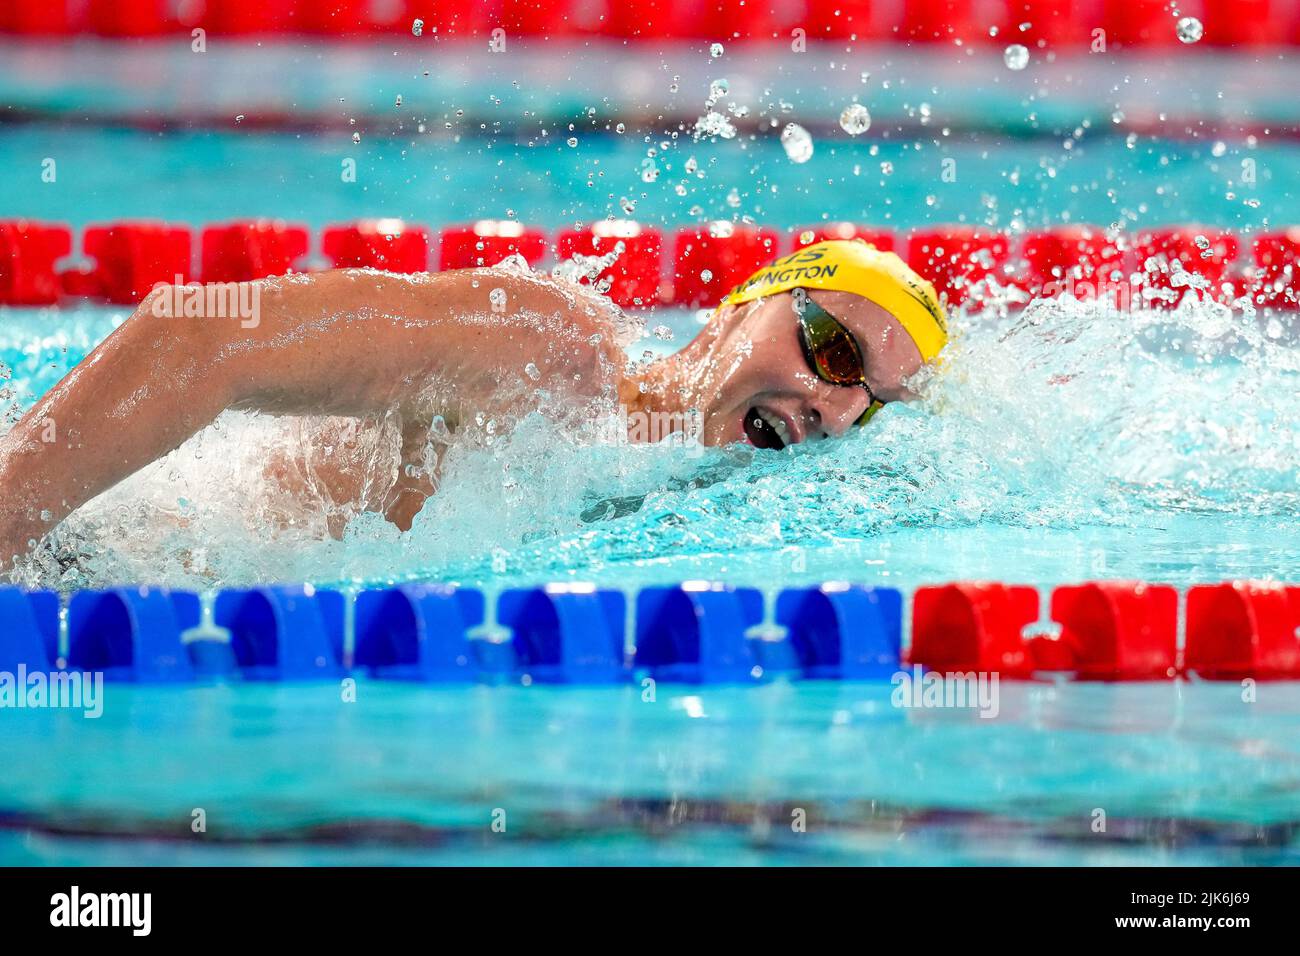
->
[3, 43, 1300, 866]
[4, 681, 1299, 866]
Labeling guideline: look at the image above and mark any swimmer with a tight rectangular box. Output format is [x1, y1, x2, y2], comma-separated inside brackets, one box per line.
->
[0, 240, 946, 566]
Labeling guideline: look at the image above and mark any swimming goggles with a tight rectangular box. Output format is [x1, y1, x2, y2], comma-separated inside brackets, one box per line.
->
[792, 288, 886, 427]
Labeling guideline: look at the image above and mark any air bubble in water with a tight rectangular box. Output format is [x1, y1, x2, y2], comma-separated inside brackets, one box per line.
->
[1003, 44, 1029, 70]
[524, 362, 541, 381]
[490, 287, 507, 309]
[839, 103, 871, 135]
[781, 123, 814, 163]
[411, 18, 423, 36]
[1177, 17, 1203, 44]
[700, 269, 714, 283]
[710, 42, 724, 57]
[567, 136, 578, 147]
[352, 132, 361, 144]
[395, 94, 402, 107]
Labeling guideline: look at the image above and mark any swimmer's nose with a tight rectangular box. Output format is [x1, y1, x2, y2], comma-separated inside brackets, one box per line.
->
[811, 385, 872, 439]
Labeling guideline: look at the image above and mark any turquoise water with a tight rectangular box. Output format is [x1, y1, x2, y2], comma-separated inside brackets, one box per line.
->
[0, 126, 1289, 232]
[4, 681, 1299, 865]
[3, 89, 1300, 863]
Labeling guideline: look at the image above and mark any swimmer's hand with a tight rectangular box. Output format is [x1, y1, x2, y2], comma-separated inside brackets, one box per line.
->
[0, 269, 625, 568]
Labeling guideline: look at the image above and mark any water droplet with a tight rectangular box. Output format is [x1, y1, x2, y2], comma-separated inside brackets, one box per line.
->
[710, 42, 724, 58]
[700, 269, 714, 283]
[780, 123, 814, 163]
[1003, 44, 1029, 70]
[1176, 16, 1203, 44]
[567, 136, 578, 147]
[524, 362, 541, 380]
[411, 18, 423, 37]
[352, 131, 361, 144]
[234, 114, 244, 124]
[839, 103, 871, 135]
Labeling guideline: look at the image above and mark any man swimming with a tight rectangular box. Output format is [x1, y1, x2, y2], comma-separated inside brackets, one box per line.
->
[0, 239, 947, 567]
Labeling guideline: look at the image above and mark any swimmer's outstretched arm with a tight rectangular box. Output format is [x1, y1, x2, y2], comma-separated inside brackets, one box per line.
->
[0, 269, 623, 565]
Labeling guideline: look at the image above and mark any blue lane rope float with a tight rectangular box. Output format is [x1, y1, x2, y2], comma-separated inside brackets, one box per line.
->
[213, 585, 345, 681]
[0, 587, 58, 672]
[353, 584, 486, 682]
[498, 585, 627, 684]
[776, 583, 902, 680]
[68, 587, 198, 682]
[4, 581, 1298, 684]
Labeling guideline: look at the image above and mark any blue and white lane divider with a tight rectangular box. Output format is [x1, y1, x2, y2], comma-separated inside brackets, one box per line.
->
[0, 582, 902, 685]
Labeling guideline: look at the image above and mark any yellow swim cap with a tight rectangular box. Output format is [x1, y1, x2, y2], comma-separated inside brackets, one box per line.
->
[722, 239, 949, 362]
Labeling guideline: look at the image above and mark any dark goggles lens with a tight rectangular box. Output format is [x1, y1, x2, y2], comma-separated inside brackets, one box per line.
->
[794, 291, 885, 426]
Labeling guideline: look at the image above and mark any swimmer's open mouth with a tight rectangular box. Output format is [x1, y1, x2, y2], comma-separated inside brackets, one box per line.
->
[744, 406, 790, 450]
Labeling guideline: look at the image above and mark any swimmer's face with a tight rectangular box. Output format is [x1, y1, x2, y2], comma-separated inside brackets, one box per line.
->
[697, 289, 925, 450]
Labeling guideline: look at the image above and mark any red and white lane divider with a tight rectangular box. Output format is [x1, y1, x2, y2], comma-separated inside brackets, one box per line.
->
[2, 217, 1298, 309]
[0, 0, 1288, 49]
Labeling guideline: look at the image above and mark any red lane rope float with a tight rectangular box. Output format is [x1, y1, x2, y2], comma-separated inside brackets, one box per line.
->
[1101, 0, 1184, 49]
[6, 0, 1269, 44]
[909, 582, 1039, 678]
[438, 220, 548, 271]
[901, 0, 987, 46]
[912, 580, 1300, 682]
[1132, 226, 1241, 307]
[201, 220, 309, 283]
[322, 219, 430, 272]
[6, 219, 1300, 311]
[1248, 229, 1300, 309]
[804, 0, 881, 41]
[1049, 581, 1179, 680]
[907, 226, 1011, 307]
[1002, 0, 1092, 49]
[556, 221, 664, 308]
[670, 223, 779, 307]
[0, 0, 72, 34]
[1203, 0, 1282, 48]
[64, 221, 192, 304]
[0, 221, 71, 306]
[85, 0, 173, 38]
[1021, 225, 1125, 300]
[1185, 582, 1300, 679]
